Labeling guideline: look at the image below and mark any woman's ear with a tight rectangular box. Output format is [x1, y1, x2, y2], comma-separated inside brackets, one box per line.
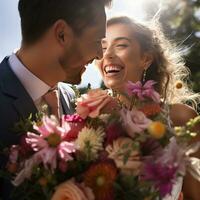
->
[53, 19, 74, 48]
[141, 52, 154, 70]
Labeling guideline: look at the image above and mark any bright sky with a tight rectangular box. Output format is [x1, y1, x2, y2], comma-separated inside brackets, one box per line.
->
[0, 0, 160, 88]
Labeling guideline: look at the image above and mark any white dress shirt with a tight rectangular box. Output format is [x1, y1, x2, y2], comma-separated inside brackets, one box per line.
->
[8, 53, 50, 111]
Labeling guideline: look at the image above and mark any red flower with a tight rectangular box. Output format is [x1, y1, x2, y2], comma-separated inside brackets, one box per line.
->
[139, 103, 161, 117]
[19, 134, 33, 157]
[62, 114, 85, 142]
[105, 122, 125, 145]
[84, 162, 118, 200]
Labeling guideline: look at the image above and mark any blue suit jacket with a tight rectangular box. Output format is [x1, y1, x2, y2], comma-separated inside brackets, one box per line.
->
[0, 57, 75, 199]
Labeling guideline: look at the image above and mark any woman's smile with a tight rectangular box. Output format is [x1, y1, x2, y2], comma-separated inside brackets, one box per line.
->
[104, 64, 124, 77]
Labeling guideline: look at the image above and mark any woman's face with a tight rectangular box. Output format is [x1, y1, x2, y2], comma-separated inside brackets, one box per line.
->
[97, 23, 151, 91]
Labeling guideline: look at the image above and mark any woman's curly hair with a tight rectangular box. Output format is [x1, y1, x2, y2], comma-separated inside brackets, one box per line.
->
[107, 16, 200, 108]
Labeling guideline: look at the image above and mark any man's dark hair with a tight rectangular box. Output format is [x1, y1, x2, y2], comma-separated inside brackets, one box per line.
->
[18, 0, 112, 44]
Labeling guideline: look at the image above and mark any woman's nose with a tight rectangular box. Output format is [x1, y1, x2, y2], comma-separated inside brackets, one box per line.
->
[104, 47, 114, 59]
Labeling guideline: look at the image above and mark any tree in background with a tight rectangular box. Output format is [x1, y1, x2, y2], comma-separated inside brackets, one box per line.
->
[144, 0, 200, 92]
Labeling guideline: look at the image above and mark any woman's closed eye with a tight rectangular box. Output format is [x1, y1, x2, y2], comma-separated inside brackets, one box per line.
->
[116, 44, 128, 48]
[102, 44, 128, 53]
[102, 46, 107, 52]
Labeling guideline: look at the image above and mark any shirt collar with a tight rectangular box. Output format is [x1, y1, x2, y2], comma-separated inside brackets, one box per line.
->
[9, 53, 51, 101]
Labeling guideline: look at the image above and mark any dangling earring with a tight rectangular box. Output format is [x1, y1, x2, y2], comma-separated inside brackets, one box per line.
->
[142, 68, 147, 84]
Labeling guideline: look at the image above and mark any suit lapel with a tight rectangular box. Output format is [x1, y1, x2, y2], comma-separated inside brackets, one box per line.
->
[0, 57, 38, 119]
[59, 91, 72, 115]
[58, 83, 75, 115]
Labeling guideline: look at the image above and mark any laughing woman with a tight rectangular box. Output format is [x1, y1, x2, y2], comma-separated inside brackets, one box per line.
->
[96, 16, 200, 200]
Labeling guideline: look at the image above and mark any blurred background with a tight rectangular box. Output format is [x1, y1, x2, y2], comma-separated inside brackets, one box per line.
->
[143, 0, 200, 93]
[0, 0, 200, 93]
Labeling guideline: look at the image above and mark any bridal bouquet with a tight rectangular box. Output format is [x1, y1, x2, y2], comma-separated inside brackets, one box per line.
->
[1, 80, 200, 200]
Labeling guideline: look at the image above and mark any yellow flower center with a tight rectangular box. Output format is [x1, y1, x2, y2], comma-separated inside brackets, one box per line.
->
[96, 176, 105, 186]
[47, 133, 61, 147]
[175, 81, 183, 89]
[148, 121, 166, 139]
[36, 121, 43, 127]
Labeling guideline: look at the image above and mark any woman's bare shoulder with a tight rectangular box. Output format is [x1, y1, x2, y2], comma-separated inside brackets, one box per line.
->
[170, 103, 197, 126]
[170, 104, 200, 200]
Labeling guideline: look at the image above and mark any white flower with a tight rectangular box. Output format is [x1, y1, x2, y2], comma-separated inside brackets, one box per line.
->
[106, 137, 141, 175]
[75, 127, 105, 160]
[12, 156, 40, 186]
[99, 114, 111, 123]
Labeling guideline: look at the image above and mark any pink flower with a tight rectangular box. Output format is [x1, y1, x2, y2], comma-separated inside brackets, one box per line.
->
[26, 116, 76, 171]
[142, 161, 177, 197]
[62, 114, 85, 123]
[76, 89, 114, 119]
[157, 138, 186, 176]
[120, 109, 152, 138]
[142, 138, 186, 197]
[51, 179, 94, 200]
[62, 114, 85, 142]
[126, 80, 160, 103]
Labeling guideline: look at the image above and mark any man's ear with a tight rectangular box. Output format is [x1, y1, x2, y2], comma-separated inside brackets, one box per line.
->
[53, 19, 74, 47]
[141, 52, 154, 70]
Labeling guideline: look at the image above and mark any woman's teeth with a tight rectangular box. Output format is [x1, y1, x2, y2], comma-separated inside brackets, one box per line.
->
[104, 65, 122, 74]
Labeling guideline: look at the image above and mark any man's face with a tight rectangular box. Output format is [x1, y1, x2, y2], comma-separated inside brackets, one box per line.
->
[60, 11, 106, 84]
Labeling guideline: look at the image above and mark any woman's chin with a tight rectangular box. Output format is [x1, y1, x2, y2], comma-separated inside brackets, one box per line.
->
[104, 79, 124, 91]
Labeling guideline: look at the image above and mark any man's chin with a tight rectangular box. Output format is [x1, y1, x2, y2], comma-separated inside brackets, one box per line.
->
[63, 69, 85, 85]
[63, 77, 82, 85]
[71, 79, 82, 85]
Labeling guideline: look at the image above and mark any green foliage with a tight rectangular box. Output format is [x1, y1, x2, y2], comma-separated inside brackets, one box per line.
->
[114, 175, 159, 200]
[186, 115, 200, 128]
[116, 141, 140, 165]
[174, 115, 200, 143]
[192, 71, 200, 92]
[78, 83, 92, 95]
[71, 85, 81, 98]
[145, 0, 200, 93]
[11, 180, 48, 200]
[12, 114, 35, 135]
[12, 112, 44, 136]
[9, 159, 91, 200]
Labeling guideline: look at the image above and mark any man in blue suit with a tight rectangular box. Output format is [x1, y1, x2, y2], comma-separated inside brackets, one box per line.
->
[0, 0, 112, 199]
